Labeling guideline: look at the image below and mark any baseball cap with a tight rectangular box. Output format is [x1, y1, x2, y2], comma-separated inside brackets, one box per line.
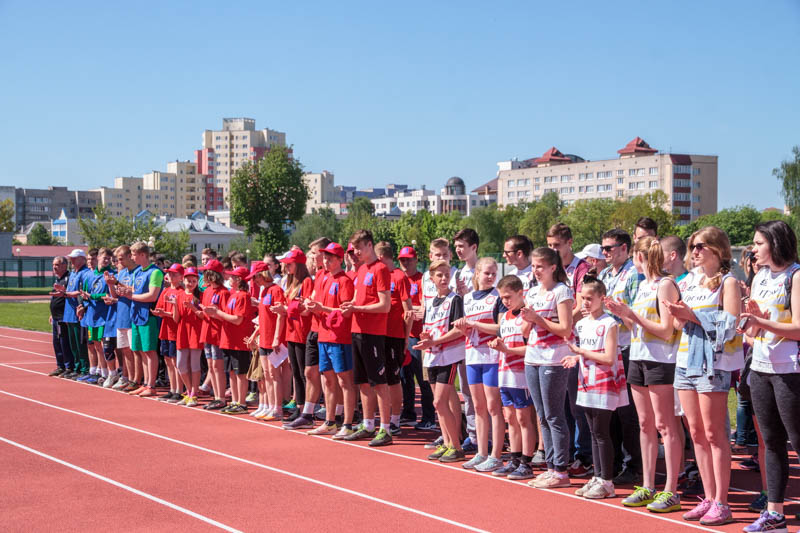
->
[321, 242, 345, 258]
[346, 243, 355, 254]
[199, 259, 224, 273]
[183, 267, 199, 278]
[576, 243, 604, 260]
[398, 246, 417, 259]
[224, 266, 250, 278]
[167, 263, 185, 276]
[279, 249, 307, 265]
[286, 300, 302, 320]
[244, 261, 269, 281]
[325, 309, 344, 329]
[67, 249, 87, 259]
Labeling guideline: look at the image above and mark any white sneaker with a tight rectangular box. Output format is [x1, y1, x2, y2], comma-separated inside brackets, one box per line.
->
[527, 470, 553, 487]
[103, 373, 118, 389]
[250, 406, 264, 417]
[575, 477, 600, 497]
[584, 480, 615, 499]
[112, 377, 128, 390]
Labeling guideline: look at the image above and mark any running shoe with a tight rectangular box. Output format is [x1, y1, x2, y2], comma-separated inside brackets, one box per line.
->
[439, 447, 466, 463]
[60, 371, 76, 379]
[646, 491, 681, 513]
[102, 373, 119, 389]
[185, 397, 198, 407]
[332, 426, 355, 440]
[399, 415, 417, 427]
[138, 387, 156, 398]
[342, 424, 375, 441]
[261, 412, 282, 422]
[389, 423, 401, 436]
[283, 415, 314, 430]
[245, 391, 258, 405]
[507, 462, 534, 480]
[584, 480, 616, 499]
[567, 459, 594, 478]
[463, 454, 487, 470]
[699, 501, 733, 526]
[475, 456, 504, 473]
[282, 399, 297, 410]
[414, 420, 438, 432]
[96, 376, 105, 386]
[493, 459, 521, 477]
[427, 445, 448, 461]
[220, 402, 236, 414]
[123, 381, 141, 392]
[128, 385, 147, 395]
[576, 477, 600, 497]
[204, 399, 226, 410]
[314, 406, 327, 421]
[167, 394, 186, 404]
[613, 466, 641, 486]
[85, 374, 100, 384]
[461, 437, 478, 454]
[531, 449, 546, 468]
[369, 428, 393, 447]
[682, 498, 713, 521]
[308, 423, 339, 436]
[622, 486, 655, 507]
[424, 436, 445, 450]
[533, 471, 570, 489]
[157, 391, 174, 401]
[742, 511, 788, 533]
[228, 404, 249, 415]
[748, 490, 768, 513]
[49, 368, 65, 377]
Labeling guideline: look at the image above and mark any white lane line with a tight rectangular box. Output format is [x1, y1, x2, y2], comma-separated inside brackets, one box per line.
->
[0, 327, 51, 337]
[0, 389, 490, 533]
[0, 334, 52, 344]
[0, 346, 55, 359]
[0, 436, 242, 533]
[2, 361, 53, 365]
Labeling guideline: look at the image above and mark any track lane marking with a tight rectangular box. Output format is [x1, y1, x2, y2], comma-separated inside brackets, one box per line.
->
[0, 346, 55, 359]
[0, 334, 52, 344]
[0, 436, 243, 533]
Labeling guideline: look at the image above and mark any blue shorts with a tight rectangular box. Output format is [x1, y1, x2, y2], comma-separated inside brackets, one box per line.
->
[673, 366, 732, 393]
[500, 387, 533, 409]
[160, 339, 177, 358]
[204, 344, 224, 360]
[319, 342, 354, 374]
[466, 363, 499, 387]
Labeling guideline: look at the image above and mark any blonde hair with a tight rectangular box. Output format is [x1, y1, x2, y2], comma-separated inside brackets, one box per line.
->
[633, 236, 666, 280]
[473, 257, 497, 291]
[430, 238, 449, 251]
[688, 226, 732, 291]
[375, 241, 393, 259]
[130, 241, 149, 254]
[429, 260, 450, 275]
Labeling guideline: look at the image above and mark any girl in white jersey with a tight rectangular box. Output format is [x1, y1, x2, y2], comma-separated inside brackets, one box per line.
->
[522, 247, 575, 489]
[663, 226, 743, 526]
[604, 237, 682, 513]
[562, 275, 627, 499]
[454, 258, 506, 472]
[738, 220, 800, 533]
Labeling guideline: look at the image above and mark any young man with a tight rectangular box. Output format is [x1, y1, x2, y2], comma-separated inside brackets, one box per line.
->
[49, 256, 74, 377]
[108, 245, 140, 391]
[453, 228, 480, 296]
[504, 235, 534, 290]
[79, 248, 105, 384]
[58, 249, 92, 379]
[633, 217, 658, 243]
[340, 230, 394, 447]
[376, 242, 413, 436]
[576, 244, 607, 272]
[660, 236, 688, 281]
[199, 247, 217, 290]
[397, 246, 437, 430]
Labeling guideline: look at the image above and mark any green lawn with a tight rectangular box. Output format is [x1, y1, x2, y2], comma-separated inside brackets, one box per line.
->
[0, 287, 52, 296]
[0, 302, 52, 332]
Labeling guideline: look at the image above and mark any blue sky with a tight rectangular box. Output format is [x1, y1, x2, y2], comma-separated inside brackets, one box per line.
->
[1, 0, 798, 210]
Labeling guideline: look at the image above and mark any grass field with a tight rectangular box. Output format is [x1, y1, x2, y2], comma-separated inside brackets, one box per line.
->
[0, 302, 51, 332]
[0, 287, 51, 296]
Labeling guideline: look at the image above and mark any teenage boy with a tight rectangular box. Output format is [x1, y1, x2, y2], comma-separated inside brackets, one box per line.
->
[305, 242, 357, 438]
[660, 236, 688, 281]
[49, 256, 74, 377]
[306, 237, 332, 422]
[453, 228, 481, 295]
[376, 242, 413, 436]
[633, 217, 658, 243]
[59, 249, 92, 378]
[422, 238, 457, 305]
[340, 230, 394, 447]
[82, 248, 118, 386]
[397, 246, 437, 430]
[80, 248, 105, 384]
[504, 235, 534, 290]
[152, 263, 184, 401]
[108, 245, 140, 390]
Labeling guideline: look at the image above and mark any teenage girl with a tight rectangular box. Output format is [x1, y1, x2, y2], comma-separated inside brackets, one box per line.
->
[152, 264, 184, 401]
[198, 261, 229, 410]
[174, 266, 204, 407]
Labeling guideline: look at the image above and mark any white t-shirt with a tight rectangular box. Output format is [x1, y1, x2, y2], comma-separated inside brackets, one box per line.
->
[750, 265, 800, 374]
[629, 278, 679, 364]
[509, 264, 534, 291]
[524, 282, 574, 365]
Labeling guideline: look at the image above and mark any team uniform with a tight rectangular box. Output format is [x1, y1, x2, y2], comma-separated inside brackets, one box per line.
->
[63, 264, 92, 374]
[306, 269, 329, 371]
[351, 259, 391, 385]
[464, 288, 503, 387]
[498, 309, 532, 408]
[130, 264, 164, 353]
[219, 288, 257, 375]
[509, 264, 534, 291]
[175, 290, 204, 373]
[257, 283, 288, 368]
[155, 286, 180, 361]
[401, 270, 436, 426]
[421, 291, 465, 384]
[286, 277, 314, 404]
[115, 266, 138, 349]
[200, 285, 228, 360]
[385, 269, 411, 385]
[318, 271, 355, 373]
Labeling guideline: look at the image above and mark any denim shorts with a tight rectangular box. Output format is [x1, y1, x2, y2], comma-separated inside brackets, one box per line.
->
[674, 366, 732, 393]
[204, 344, 224, 360]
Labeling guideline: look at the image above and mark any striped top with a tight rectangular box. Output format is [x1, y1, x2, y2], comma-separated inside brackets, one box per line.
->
[574, 314, 628, 410]
[524, 282, 574, 365]
[463, 288, 501, 365]
[498, 310, 528, 389]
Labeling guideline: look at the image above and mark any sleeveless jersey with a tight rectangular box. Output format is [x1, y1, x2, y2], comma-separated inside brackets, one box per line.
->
[750, 264, 800, 374]
[524, 282, 574, 365]
[574, 314, 628, 410]
[422, 291, 465, 367]
[463, 288, 500, 365]
[498, 310, 528, 389]
[629, 277, 679, 363]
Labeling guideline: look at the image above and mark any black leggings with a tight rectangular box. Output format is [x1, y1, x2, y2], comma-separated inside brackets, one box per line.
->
[287, 341, 307, 405]
[750, 370, 800, 504]
[584, 407, 615, 481]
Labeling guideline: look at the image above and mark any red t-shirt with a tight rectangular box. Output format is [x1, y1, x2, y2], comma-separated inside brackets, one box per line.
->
[258, 283, 286, 349]
[156, 287, 180, 341]
[176, 290, 203, 350]
[318, 270, 355, 344]
[310, 269, 329, 333]
[346, 270, 357, 281]
[406, 271, 424, 338]
[352, 259, 390, 335]
[387, 268, 411, 339]
[200, 285, 228, 346]
[219, 289, 255, 351]
[285, 277, 313, 344]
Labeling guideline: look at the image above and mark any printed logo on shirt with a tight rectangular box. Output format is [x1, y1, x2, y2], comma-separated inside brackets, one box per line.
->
[390, 281, 396, 293]
[486, 295, 496, 305]
[515, 316, 524, 327]
[92, 278, 103, 292]
[364, 272, 374, 287]
[410, 283, 419, 296]
[211, 293, 220, 305]
[329, 282, 339, 295]
[135, 277, 145, 291]
[546, 292, 555, 302]
[262, 294, 272, 306]
[443, 299, 451, 311]
[227, 297, 236, 311]
[596, 324, 606, 337]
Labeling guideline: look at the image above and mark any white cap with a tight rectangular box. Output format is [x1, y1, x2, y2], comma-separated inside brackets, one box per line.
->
[576, 243, 603, 260]
[276, 251, 290, 261]
[67, 249, 87, 259]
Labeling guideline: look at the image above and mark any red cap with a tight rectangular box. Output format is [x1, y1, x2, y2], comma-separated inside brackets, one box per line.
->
[321, 242, 345, 258]
[183, 267, 199, 278]
[325, 309, 344, 329]
[224, 266, 250, 278]
[286, 300, 302, 320]
[244, 261, 269, 281]
[199, 259, 224, 273]
[167, 263, 184, 276]
[346, 243, 355, 253]
[398, 246, 417, 259]
[280, 249, 307, 264]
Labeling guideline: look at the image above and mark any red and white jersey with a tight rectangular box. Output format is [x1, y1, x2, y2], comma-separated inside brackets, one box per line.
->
[498, 310, 528, 389]
[574, 313, 628, 411]
[509, 264, 534, 291]
[422, 291, 465, 368]
[422, 266, 458, 306]
[524, 282, 574, 365]
[464, 289, 500, 365]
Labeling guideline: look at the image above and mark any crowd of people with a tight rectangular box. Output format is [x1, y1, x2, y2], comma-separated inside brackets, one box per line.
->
[44, 218, 800, 532]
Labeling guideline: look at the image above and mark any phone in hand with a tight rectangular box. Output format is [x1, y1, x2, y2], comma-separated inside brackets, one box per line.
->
[737, 317, 749, 330]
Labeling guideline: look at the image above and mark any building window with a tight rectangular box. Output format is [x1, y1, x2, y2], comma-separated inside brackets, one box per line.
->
[673, 178, 691, 188]
[534, 185, 540, 191]
[617, 190, 624, 198]
[617, 177, 624, 185]
[617, 169, 625, 176]
[674, 165, 692, 174]
[693, 168, 701, 176]
[561, 175, 571, 182]
[597, 171, 612, 179]
[693, 195, 701, 202]
[507, 191, 514, 198]
[649, 167, 658, 175]
[649, 180, 659, 188]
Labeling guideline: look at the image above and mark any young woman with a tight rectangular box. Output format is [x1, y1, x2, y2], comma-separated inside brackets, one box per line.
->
[605, 237, 682, 512]
[522, 247, 574, 489]
[174, 266, 204, 407]
[563, 275, 628, 499]
[198, 260, 229, 410]
[664, 226, 743, 526]
[738, 220, 800, 533]
[455, 258, 506, 472]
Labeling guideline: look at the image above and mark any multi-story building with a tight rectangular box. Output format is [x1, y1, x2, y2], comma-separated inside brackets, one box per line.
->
[197, 118, 287, 211]
[371, 177, 491, 217]
[303, 170, 337, 213]
[14, 187, 100, 229]
[496, 137, 717, 224]
[472, 178, 498, 208]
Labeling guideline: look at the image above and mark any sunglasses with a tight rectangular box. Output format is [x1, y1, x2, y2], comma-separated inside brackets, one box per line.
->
[689, 242, 707, 252]
[502, 250, 516, 256]
[600, 243, 622, 253]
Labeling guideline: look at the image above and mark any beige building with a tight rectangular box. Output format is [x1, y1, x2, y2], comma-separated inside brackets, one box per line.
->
[303, 170, 337, 213]
[496, 137, 717, 224]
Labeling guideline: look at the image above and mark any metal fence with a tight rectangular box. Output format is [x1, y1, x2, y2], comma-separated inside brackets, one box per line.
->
[0, 258, 55, 288]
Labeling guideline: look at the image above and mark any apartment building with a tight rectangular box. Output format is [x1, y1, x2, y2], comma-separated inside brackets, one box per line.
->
[14, 187, 100, 229]
[303, 170, 337, 213]
[496, 137, 717, 224]
[197, 118, 287, 211]
[371, 177, 492, 217]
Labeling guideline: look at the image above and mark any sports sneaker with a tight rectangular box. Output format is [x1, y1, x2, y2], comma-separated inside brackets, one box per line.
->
[204, 399, 226, 410]
[439, 447, 466, 463]
[567, 459, 593, 478]
[622, 486, 655, 507]
[220, 403, 235, 414]
[699, 501, 733, 526]
[613, 467, 641, 485]
[414, 420, 438, 432]
[461, 437, 478, 454]
[507, 462, 534, 480]
[138, 387, 156, 398]
[748, 490, 768, 513]
[96, 376, 106, 386]
[369, 428, 393, 447]
[389, 423, 401, 436]
[283, 415, 314, 430]
[85, 374, 100, 385]
[475, 456, 504, 473]
[157, 391, 174, 401]
[282, 399, 297, 410]
[185, 397, 199, 407]
[49, 368, 65, 377]
[245, 391, 258, 404]
[427, 445, 448, 461]
[682, 498, 713, 521]
[646, 491, 681, 513]
[332, 426, 356, 440]
[102, 373, 119, 389]
[227, 404, 249, 415]
[128, 385, 147, 395]
[493, 458, 520, 477]
[168, 394, 186, 404]
[342, 424, 375, 441]
[528, 470, 553, 486]
[308, 423, 339, 436]
[463, 454, 487, 470]
[399, 416, 417, 427]
[533, 471, 570, 489]
[123, 381, 140, 392]
[742, 510, 788, 532]
[261, 411, 282, 422]
[424, 436, 445, 450]
[576, 477, 600, 497]
[584, 479, 616, 499]
[531, 449, 546, 468]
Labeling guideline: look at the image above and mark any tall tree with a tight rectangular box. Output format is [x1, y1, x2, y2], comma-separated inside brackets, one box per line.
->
[290, 208, 342, 250]
[774, 146, 800, 215]
[230, 145, 308, 254]
[519, 192, 561, 247]
[676, 205, 762, 246]
[560, 198, 618, 249]
[0, 198, 16, 232]
[28, 223, 56, 245]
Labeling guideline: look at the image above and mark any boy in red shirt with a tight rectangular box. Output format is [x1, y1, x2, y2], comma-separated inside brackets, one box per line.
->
[340, 230, 393, 447]
[152, 263, 184, 401]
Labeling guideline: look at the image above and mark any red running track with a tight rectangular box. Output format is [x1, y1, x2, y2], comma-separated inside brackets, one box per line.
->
[0, 326, 797, 532]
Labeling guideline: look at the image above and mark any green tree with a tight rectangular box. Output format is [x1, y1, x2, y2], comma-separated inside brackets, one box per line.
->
[230, 145, 308, 254]
[290, 208, 342, 250]
[28, 223, 56, 245]
[462, 205, 509, 255]
[78, 204, 116, 247]
[519, 192, 561, 247]
[608, 190, 677, 237]
[774, 146, 800, 215]
[0, 198, 14, 232]
[560, 198, 618, 249]
[676, 205, 762, 246]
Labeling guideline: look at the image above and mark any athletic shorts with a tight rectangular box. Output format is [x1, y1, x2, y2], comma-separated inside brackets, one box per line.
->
[466, 363, 499, 387]
[628, 360, 675, 387]
[384, 336, 406, 386]
[500, 387, 533, 409]
[319, 342, 354, 374]
[101, 336, 117, 362]
[427, 363, 459, 385]
[305, 331, 320, 367]
[131, 316, 159, 352]
[116, 328, 132, 349]
[160, 339, 177, 359]
[351, 333, 387, 386]
[204, 344, 224, 360]
[225, 349, 250, 376]
[673, 366, 732, 394]
[88, 326, 104, 343]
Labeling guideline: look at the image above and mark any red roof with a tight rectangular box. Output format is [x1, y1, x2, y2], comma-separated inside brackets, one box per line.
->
[471, 178, 498, 194]
[11, 245, 88, 258]
[618, 137, 657, 155]
[534, 147, 572, 164]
